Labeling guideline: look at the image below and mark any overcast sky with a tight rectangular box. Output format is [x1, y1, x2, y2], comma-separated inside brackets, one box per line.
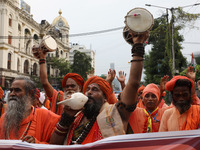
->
[25, 0, 200, 82]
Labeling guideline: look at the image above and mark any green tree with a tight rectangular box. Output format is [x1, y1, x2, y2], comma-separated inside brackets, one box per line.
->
[72, 50, 92, 80]
[46, 56, 72, 89]
[144, 8, 200, 85]
[49, 57, 71, 76]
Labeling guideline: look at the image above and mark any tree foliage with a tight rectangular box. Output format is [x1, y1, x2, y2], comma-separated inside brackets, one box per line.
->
[144, 8, 200, 85]
[71, 50, 92, 80]
[48, 57, 72, 76]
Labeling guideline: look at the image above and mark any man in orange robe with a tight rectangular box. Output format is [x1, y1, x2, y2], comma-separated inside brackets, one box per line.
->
[129, 83, 168, 133]
[159, 75, 200, 132]
[0, 77, 60, 143]
[37, 45, 85, 115]
[50, 32, 149, 145]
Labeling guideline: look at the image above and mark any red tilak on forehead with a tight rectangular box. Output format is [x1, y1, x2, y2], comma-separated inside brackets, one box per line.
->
[88, 83, 100, 88]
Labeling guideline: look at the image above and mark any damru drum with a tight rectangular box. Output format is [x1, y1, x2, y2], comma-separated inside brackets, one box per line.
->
[123, 7, 154, 45]
[32, 35, 57, 59]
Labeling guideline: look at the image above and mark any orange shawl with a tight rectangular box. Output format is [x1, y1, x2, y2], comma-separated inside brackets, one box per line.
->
[66, 112, 103, 145]
[181, 105, 200, 130]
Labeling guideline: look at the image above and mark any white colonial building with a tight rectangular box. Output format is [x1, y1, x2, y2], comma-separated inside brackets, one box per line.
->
[0, 0, 70, 89]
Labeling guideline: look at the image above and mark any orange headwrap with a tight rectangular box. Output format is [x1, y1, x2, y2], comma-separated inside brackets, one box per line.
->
[142, 83, 160, 101]
[138, 85, 145, 93]
[62, 73, 85, 90]
[83, 76, 113, 104]
[0, 87, 3, 100]
[165, 76, 194, 91]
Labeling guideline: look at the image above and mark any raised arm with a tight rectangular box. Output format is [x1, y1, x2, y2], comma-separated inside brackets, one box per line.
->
[119, 32, 149, 122]
[33, 46, 54, 98]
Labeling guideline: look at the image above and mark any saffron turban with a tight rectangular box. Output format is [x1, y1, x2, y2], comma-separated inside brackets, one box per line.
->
[0, 87, 3, 100]
[165, 76, 194, 91]
[142, 83, 160, 101]
[83, 76, 113, 104]
[62, 73, 85, 90]
[138, 85, 145, 93]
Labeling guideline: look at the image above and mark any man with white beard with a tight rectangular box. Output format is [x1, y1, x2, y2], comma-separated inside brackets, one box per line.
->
[0, 77, 60, 143]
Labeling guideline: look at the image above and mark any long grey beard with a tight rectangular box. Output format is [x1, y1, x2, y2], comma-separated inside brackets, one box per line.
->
[3, 95, 30, 138]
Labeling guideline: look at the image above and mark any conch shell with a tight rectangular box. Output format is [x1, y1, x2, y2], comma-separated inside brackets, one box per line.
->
[57, 92, 88, 110]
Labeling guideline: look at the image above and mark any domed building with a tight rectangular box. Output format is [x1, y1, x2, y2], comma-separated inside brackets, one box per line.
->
[0, 0, 70, 89]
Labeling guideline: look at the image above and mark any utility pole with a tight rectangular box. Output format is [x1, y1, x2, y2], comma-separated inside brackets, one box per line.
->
[171, 8, 175, 75]
[145, 3, 200, 76]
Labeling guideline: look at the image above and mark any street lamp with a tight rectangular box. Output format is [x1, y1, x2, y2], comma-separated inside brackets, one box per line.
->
[145, 3, 200, 76]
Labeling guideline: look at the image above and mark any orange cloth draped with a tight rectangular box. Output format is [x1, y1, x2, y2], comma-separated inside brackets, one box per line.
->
[191, 94, 200, 105]
[83, 76, 113, 104]
[181, 105, 200, 130]
[0, 87, 3, 100]
[165, 76, 194, 91]
[107, 92, 118, 104]
[0, 104, 6, 118]
[62, 73, 84, 90]
[48, 89, 64, 115]
[129, 107, 167, 133]
[44, 99, 51, 110]
[66, 112, 103, 145]
[137, 99, 145, 108]
[159, 99, 168, 108]
[81, 121, 103, 144]
[138, 85, 145, 93]
[0, 107, 60, 143]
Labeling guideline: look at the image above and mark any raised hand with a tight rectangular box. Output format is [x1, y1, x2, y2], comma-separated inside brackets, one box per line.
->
[106, 69, 116, 83]
[86, 69, 95, 79]
[186, 66, 196, 81]
[116, 71, 126, 83]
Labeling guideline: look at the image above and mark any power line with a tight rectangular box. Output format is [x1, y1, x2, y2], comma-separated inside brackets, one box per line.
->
[69, 27, 123, 37]
[183, 42, 200, 44]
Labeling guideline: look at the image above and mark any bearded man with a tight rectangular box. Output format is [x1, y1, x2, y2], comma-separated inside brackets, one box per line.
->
[34, 45, 85, 115]
[49, 32, 149, 145]
[0, 77, 60, 143]
[159, 75, 200, 131]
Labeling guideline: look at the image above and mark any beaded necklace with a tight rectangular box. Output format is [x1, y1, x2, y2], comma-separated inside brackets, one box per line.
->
[71, 115, 96, 144]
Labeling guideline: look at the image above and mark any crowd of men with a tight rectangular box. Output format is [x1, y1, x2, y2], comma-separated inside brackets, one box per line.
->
[0, 32, 200, 145]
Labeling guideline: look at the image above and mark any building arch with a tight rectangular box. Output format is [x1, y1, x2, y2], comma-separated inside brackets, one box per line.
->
[7, 53, 12, 69]
[24, 59, 29, 74]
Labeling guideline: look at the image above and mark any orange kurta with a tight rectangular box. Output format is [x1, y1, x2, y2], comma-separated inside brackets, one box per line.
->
[44, 99, 51, 110]
[159, 105, 200, 132]
[48, 89, 64, 115]
[0, 107, 60, 143]
[129, 107, 168, 133]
